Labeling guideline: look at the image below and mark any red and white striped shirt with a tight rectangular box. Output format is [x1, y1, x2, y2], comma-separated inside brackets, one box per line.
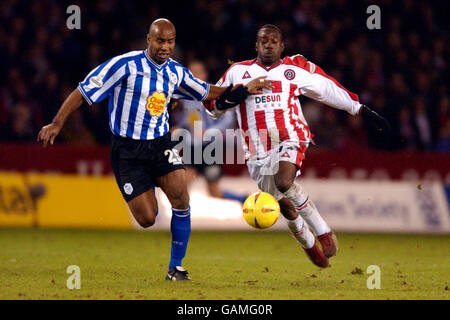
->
[206, 55, 362, 160]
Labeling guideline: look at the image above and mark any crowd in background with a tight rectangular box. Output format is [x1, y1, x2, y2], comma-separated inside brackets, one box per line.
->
[0, 0, 448, 152]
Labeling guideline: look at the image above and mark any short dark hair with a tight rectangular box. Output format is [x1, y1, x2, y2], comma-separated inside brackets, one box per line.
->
[258, 24, 283, 40]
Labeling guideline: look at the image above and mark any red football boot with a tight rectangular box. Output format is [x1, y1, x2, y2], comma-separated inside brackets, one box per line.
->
[317, 231, 339, 258]
[303, 241, 329, 268]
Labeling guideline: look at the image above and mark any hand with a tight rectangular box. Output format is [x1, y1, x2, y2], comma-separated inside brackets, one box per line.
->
[215, 85, 246, 110]
[245, 76, 272, 94]
[37, 122, 62, 147]
[216, 84, 244, 110]
[215, 76, 273, 110]
[360, 105, 391, 133]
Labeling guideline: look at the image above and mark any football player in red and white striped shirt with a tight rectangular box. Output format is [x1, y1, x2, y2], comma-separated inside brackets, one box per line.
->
[204, 24, 389, 268]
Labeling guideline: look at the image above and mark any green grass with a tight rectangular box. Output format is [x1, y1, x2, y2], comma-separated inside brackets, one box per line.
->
[0, 228, 449, 300]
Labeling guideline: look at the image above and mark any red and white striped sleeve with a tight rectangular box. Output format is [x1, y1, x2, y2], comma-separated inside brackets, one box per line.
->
[289, 55, 362, 115]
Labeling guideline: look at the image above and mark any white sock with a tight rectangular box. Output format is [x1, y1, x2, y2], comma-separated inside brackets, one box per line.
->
[284, 183, 331, 236]
[297, 200, 331, 236]
[285, 215, 315, 249]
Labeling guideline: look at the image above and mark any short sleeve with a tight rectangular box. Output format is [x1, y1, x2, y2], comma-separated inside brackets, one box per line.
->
[216, 66, 233, 87]
[172, 67, 210, 101]
[78, 57, 129, 105]
[202, 67, 235, 119]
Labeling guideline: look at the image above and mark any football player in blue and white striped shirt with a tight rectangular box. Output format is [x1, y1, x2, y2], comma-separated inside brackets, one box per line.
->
[37, 18, 271, 281]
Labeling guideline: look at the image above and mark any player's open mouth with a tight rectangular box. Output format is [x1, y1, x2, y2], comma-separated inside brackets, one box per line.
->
[158, 53, 170, 59]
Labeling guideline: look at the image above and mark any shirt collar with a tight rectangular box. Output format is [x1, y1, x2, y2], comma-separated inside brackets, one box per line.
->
[143, 50, 169, 69]
[255, 58, 282, 71]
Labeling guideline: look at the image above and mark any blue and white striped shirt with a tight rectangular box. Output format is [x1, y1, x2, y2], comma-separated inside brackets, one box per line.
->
[78, 50, 210, 140]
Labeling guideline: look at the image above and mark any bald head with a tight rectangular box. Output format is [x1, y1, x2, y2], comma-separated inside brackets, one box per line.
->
[146, 18, 176, 64]
[149, 18, 176, 37]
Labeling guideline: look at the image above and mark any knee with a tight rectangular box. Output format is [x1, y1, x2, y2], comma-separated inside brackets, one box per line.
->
[136, 214, 156, 228]
[131, 207, 157, 228]
[274, 175, 294, 193]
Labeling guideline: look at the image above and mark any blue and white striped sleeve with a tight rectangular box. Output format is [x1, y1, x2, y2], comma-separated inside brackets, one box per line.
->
[172, 67, 210, 101]
[78, 57, 129, 105]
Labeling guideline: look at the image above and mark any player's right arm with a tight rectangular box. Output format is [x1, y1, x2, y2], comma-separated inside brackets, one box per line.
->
[37, 56, 130, 147]
[37, 88, 83, 147]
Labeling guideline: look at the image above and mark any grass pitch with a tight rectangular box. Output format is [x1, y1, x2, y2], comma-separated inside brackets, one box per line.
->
[0, 228, 448, 300]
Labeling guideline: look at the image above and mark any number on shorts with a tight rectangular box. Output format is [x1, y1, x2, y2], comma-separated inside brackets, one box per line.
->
[164, 149, 182, 164]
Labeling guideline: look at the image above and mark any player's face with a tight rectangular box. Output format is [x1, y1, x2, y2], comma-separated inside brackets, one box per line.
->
[146, 28, 176, 64]
[256, 29, 284, 66]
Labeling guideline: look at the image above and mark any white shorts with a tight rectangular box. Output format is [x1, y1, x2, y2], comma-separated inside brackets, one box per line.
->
[246, 141, 308, 201]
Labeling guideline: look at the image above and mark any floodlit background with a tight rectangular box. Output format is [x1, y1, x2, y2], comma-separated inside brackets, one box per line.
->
[0, 0, 448, 233]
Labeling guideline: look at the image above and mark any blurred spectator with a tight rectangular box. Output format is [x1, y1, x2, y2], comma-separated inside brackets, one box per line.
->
[436, 95, 450, 153]
[4, 102, 35, 142]
[60, 109, 96, 145]
[413, 96, 432, 150]
[0, 0, 447, 154]
[398, 107, 416, 150]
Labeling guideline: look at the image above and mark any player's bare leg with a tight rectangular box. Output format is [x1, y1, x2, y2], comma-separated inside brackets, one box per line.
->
[156, 169, 190, 209]
[156, 169, 192, 281]
[127, 188, 159, 228]
[275, 160, 338, 258]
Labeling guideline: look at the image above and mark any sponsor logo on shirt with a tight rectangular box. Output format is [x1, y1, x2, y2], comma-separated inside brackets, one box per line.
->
[146, 91, 167, 117]
[255, 95, 281, 104]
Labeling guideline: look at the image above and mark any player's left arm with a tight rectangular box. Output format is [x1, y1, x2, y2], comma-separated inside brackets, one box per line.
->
[296, 56, 390, 132]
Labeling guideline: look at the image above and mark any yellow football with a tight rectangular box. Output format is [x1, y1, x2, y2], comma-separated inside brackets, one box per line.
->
[242, 192, 280, 229]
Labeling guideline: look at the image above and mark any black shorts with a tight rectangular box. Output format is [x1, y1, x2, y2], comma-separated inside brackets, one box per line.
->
[110, 133, 184, 202]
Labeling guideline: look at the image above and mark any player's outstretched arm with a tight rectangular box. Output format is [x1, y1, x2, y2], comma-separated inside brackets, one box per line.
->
[297, 58, 390, 134]
[37, 88, 84, 147]
[205, 76, 272, 101]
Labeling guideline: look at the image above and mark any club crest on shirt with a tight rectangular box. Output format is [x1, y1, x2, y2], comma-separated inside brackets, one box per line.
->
[169, 71, 178, 85]
[284, 69, 296, 80]
[146, 91, 167, 117]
